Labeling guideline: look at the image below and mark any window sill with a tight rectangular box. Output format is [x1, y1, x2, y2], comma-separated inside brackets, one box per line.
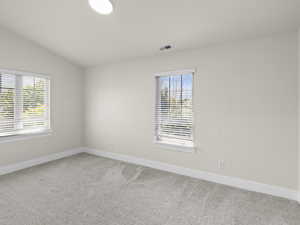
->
[154, 140, 195, 153]
[0, 129, 52, 144]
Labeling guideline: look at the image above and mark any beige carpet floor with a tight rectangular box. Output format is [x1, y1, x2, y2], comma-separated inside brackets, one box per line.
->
[0, 153, 299, 225]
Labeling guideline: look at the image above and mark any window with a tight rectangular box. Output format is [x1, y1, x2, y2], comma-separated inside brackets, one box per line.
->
[155, 69, 194, 150]
[0, 70, 50, 138]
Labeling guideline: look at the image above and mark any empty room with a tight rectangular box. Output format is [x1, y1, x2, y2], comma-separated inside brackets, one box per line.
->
[0, 0, 299, 224]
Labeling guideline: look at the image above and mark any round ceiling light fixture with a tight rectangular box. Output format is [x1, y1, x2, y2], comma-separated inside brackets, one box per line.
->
[89, 0, 113, 15]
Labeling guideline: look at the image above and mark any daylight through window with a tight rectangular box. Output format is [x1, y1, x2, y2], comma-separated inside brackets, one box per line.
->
[0, 70, 50, 137]
[155, 70, 194, 148]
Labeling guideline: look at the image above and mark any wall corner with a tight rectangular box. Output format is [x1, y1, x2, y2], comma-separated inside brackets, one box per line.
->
[298, 28, 300, 203]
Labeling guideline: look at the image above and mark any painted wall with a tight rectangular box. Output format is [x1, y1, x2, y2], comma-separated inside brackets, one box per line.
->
[0, 27, 84, 166]
[298, 29, 300, 200]
[85, 33, 298, 190]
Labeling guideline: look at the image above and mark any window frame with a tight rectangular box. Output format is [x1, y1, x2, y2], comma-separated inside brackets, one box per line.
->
[0, 69, 51, 142]
[154, 69, 195, 152]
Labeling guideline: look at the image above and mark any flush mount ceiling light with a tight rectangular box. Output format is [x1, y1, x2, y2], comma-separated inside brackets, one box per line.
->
[89, 0, 113, 15]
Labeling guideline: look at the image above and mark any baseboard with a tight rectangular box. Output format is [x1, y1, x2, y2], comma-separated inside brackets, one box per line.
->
[0, 147, 298, 202]
[0, 147, 84, 176]
[85, 148, 299, 202]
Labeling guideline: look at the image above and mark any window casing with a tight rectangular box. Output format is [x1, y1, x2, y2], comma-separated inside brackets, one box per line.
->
[0, 70, 50, 138]
[155, 69, 194, 150]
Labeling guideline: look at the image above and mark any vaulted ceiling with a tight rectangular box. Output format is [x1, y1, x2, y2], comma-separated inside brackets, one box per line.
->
[0, 0, 299, 67]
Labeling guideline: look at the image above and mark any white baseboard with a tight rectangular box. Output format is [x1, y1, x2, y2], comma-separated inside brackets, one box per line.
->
[0, 147, 84, 176]
[85, 148, 299, 202]
[0, 147, 298, 202]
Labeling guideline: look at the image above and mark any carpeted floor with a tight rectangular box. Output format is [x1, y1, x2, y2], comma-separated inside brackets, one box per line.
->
[0, 153, 299, 225]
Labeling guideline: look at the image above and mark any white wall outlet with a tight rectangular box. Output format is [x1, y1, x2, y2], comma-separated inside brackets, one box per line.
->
[218, 160, 225, 169]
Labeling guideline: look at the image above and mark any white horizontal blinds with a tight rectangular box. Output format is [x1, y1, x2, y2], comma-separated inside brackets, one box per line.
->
[20, 75, 50, 132]
[0, 71, 50, 137]
[0, 73, 16, 135]
[155, 72, 193, 146]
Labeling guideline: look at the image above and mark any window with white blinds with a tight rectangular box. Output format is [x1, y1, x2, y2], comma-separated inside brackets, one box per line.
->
[155, 70, 194, 148]
[0, 70, 50, 137]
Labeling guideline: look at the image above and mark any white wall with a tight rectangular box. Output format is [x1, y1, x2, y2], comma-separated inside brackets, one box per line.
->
[298, 29, 300, 200]
[0, 27, 84, 166]
[85, 32, 298, 190]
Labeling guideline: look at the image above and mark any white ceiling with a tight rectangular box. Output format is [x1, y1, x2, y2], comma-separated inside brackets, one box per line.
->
[0, 0, 299, 67]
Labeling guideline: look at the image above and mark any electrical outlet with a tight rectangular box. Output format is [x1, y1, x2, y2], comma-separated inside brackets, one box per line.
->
[218, 160, 225, 169]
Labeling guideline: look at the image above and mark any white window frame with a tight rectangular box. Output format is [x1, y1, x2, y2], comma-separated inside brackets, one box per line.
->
[0, 69, 51, 143]
[154, 69, 195, 153]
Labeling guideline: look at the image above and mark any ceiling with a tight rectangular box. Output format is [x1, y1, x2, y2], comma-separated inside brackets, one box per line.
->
[0, 0, 299, 67]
